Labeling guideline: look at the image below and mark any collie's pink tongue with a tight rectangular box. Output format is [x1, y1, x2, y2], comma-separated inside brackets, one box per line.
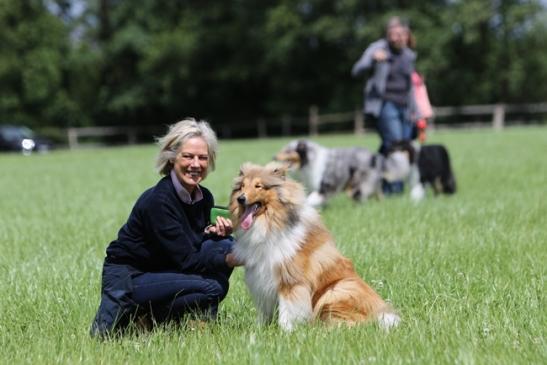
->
[240, 204, 258, 230]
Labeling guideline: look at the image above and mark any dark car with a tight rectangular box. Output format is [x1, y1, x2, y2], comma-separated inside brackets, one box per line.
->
[0, 125, 53, 154]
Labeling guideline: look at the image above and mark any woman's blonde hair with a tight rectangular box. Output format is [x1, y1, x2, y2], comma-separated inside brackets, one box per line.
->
[156, 118, 218, 175]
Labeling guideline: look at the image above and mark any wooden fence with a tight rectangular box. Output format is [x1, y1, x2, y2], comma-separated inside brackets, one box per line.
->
[66, 125, 163, 149]
[307, 102, 547, 136]
[65, 102, 547, 148]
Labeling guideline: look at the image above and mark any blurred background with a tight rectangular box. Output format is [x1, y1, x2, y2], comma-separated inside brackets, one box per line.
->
[1, 0, 546, 146]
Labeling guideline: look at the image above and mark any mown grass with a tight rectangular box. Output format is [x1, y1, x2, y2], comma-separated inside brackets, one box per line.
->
[0, 127, 545, 364]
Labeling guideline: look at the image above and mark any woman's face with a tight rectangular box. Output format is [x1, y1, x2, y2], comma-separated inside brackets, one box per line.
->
[387, 25, 406, 50]
[173, 137, 209, 193]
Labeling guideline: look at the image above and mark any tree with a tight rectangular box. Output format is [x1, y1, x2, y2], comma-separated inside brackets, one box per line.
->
[0, 0, 81, 127]
[1, 0, 546, 132]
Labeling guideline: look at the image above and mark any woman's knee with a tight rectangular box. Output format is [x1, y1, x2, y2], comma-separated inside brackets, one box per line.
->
[204, 277, 230, 302]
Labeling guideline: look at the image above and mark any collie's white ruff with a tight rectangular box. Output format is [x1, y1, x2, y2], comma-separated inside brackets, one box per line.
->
[234, 204, 318, 327]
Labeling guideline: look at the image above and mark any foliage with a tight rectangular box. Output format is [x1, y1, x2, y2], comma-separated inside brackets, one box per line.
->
[0, 0, 77, 127]
[0, 127, 546, 364]
[0, 0, 546, 130]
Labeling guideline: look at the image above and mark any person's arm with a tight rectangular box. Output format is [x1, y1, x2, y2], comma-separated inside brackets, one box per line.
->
[407, 54, 421, 122]
[147, 196, 230, 273]
[351, 40, 386, 77]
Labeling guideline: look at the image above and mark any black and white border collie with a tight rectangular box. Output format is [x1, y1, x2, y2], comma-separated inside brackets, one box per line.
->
[384, 141, 457, 201]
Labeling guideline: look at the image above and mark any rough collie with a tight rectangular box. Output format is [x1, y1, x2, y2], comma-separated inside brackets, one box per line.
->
[230, 162, 400, 331]
[274, 139, 379, 206]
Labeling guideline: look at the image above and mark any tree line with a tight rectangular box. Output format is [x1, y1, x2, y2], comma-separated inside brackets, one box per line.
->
[1, 0, 546, 135]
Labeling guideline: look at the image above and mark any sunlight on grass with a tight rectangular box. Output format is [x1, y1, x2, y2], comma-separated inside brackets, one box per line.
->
[0, 127, 545, 364]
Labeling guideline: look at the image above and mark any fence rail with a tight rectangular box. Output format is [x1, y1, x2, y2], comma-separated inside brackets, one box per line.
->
[307, 102, 547, 135]
[66, 125, 165, 149]
[64, 102, 547, 148]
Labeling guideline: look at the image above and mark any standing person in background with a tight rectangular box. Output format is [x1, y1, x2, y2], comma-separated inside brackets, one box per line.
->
[90, 118, 242, 338]
[352, 16, 418, 194]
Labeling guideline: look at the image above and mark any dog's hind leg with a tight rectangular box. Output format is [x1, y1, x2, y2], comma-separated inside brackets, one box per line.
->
[278, 285, 313, 331]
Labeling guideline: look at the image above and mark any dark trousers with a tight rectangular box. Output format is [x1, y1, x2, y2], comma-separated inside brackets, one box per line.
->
[131, 239, 233, 323]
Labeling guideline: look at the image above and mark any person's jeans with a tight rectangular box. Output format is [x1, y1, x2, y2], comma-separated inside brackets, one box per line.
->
[376, 101, 412, 195]
[377, 101, 412, 153]
[131, 239, 233, 323]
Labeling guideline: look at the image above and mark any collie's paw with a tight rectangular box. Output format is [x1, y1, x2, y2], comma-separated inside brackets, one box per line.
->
[377, 312, 401, 331]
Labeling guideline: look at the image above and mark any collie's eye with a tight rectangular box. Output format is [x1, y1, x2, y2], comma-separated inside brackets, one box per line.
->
[255, 184, 263, 189]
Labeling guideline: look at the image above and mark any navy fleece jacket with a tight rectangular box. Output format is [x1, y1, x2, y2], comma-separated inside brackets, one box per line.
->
[105, 176, 229, 273]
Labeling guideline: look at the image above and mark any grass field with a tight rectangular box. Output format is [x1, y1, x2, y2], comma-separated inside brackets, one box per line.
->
[0, 127, 545, 364]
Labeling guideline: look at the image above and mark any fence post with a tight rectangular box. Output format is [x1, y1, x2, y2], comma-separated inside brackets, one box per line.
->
[281, 115, 291, 136]
[127, 128, 137, 144]
[309, 105, 319, 136]
[493, 104, 505, 130]
[67, 128, 78, 149]
[354, 108, 365, 135]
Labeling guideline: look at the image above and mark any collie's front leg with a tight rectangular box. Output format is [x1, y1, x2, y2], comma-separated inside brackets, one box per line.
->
[278, 285, 313, 332]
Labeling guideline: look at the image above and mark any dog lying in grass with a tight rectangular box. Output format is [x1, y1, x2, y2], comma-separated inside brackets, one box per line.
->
[229, 161, 400, 331]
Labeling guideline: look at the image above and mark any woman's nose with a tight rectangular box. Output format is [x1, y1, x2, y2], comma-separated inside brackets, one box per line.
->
[190, 156, 201, 166]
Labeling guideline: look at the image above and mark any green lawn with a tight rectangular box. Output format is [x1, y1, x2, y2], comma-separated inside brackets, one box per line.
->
[0, 127, 545, 364]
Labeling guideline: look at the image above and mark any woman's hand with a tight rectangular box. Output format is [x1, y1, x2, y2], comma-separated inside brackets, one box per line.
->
[205, 216, 233, 237]
[373, 49, 388, 62]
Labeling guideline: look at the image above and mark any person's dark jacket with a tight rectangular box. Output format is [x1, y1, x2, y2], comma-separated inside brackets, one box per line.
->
[90, 176, 231, 337]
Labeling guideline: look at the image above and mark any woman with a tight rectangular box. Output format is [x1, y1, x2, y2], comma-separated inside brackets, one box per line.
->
[90, 118, 241, 337]
[352, 17, 418, 194]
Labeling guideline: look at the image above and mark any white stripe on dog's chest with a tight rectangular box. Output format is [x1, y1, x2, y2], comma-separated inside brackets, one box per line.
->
[235, 219, 310, 308]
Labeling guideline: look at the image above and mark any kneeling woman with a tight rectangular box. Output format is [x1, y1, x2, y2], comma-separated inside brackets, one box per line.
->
[90, 118, 241, 337]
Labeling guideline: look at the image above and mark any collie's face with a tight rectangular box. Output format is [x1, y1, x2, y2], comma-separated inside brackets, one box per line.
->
[230, 163, 285, 231]
[230, 162, 305, 231]
[274, 150, 301, 170]
[273, 140, 310, 170]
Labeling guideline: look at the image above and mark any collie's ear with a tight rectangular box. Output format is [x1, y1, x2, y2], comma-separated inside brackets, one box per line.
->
[296, 140, 307, 153]
[239, 162, 255, 176]
[265, 161, 287, 180]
